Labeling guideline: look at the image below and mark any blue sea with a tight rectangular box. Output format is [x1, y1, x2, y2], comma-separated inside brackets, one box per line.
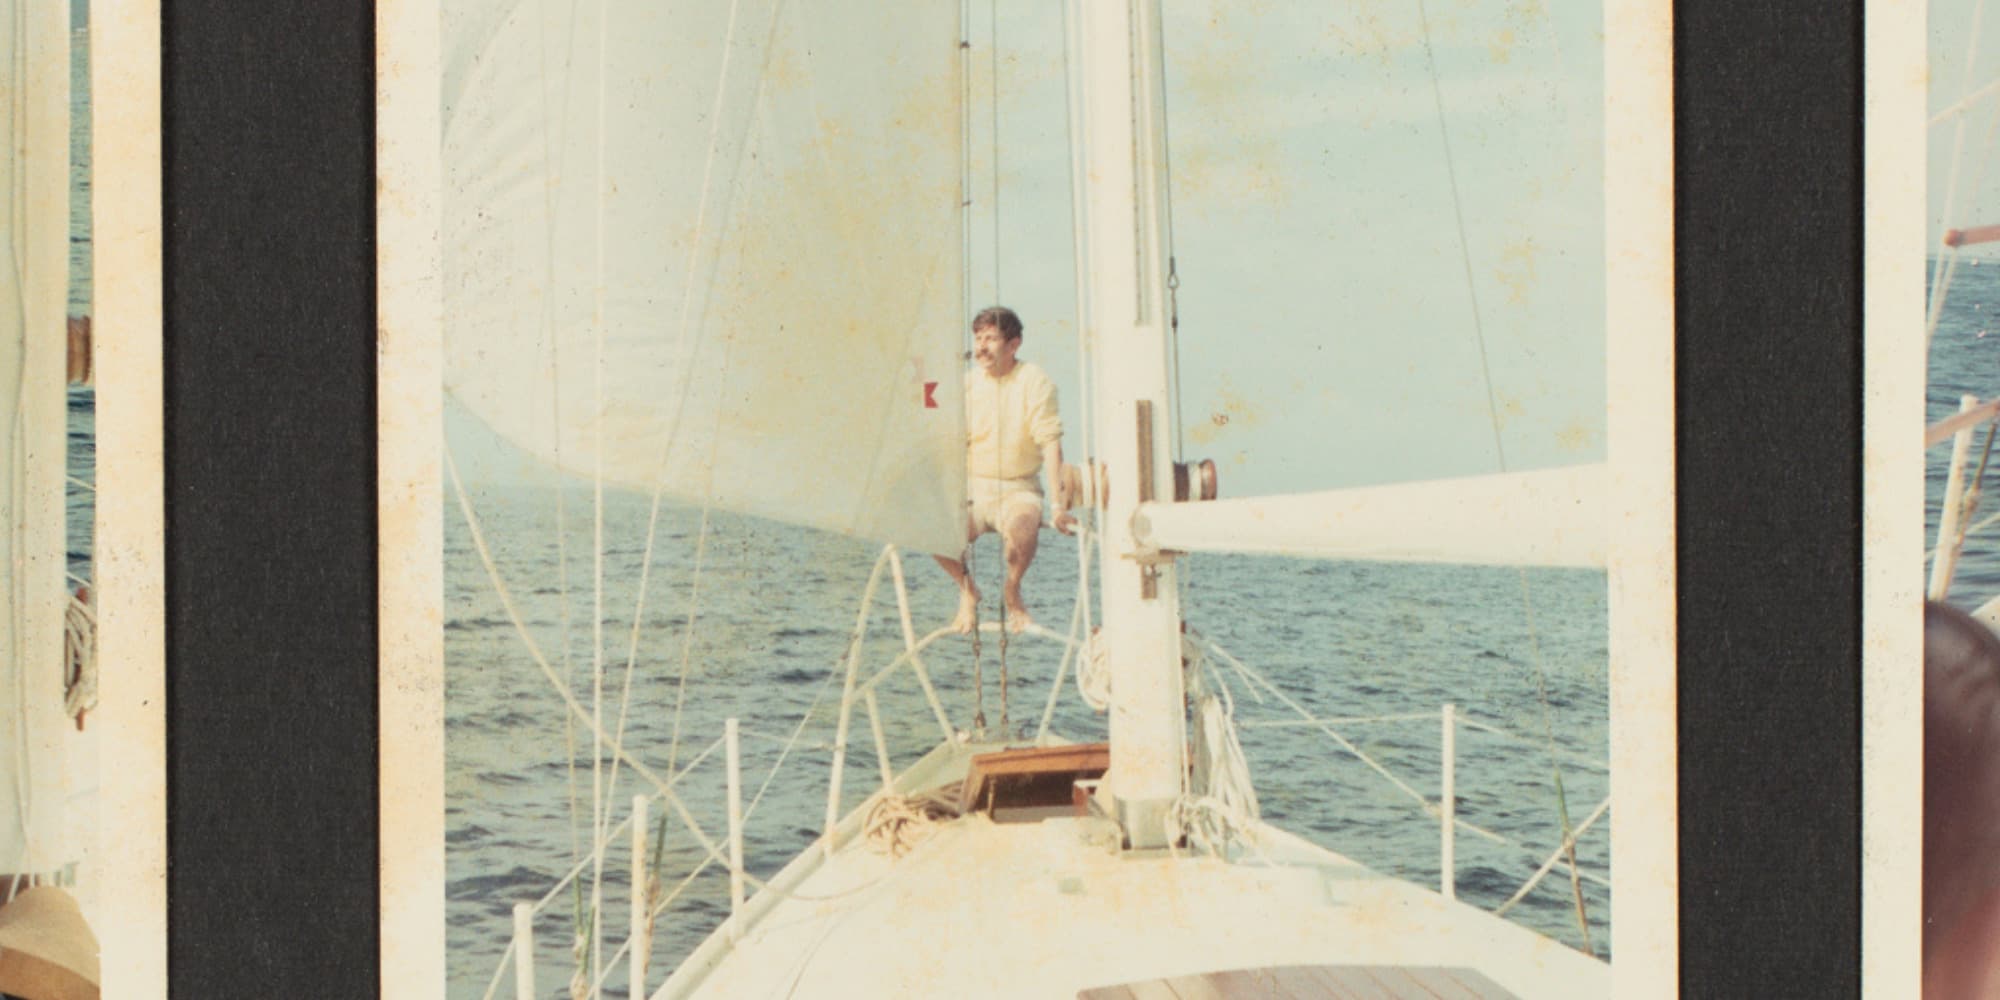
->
[444, 475, 1613, 995]
[67, 23, 94, 589]
[1927, 259, 2000, 600]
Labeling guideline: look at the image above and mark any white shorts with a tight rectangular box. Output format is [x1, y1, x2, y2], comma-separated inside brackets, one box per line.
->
[968, 475, 1042, 535]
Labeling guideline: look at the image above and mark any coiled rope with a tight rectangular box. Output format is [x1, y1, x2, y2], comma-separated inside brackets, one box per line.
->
[61, 587, 94, 723]
[1168, 640, 1259, 856]
[862, 792, 960, 859]
[1075, 627, 1110, 712]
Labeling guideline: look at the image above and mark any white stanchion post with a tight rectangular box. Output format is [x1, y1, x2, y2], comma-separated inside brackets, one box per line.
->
[886, 548, 956, 740]
[864, 690, 894, 791]
[727, 717, 745, 943]
[825, 553, 888, 856]
[512, 902, 536, 1000]
[1932, 394, 1980, 599]
[1441, 703, 1457, 901]
[630, 794, 647, 997]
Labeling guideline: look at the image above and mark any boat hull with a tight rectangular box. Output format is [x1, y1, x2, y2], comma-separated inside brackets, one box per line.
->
[653, 740, 1607, 999]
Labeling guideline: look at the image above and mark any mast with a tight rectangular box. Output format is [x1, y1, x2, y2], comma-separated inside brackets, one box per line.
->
[1073, 0, 1184, 849]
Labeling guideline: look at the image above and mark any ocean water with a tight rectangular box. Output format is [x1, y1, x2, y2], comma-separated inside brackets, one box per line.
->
[444, 478, 1613, 996]
[67, 386, 93, 585]
[70, 25, 91, 318]
[67, 24, 94, 586]
[1927, 259, 2000, 599]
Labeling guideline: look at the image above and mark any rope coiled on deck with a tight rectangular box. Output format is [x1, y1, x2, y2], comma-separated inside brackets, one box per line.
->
[62, 589, 95, 722]
[862, 792, 958, 859]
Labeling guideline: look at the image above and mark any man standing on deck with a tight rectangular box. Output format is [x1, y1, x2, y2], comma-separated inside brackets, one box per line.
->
[936, 306, 1077, 634]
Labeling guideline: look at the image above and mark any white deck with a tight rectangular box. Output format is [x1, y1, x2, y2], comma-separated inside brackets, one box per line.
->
[61, 716, 100, 928]
[654, 742, 1607, 999]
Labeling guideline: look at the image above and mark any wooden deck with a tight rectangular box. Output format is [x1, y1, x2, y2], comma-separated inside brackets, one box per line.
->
[1078, 964, 1519, 999]
[956, 742, 1110, 817]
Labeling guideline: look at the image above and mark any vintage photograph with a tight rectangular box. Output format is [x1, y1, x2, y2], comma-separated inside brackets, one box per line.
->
[0, 1, 102, 995]
[383, 0, 1673, 996]
[1911, 0, 2000, 994]
[0, 0, 164, 995]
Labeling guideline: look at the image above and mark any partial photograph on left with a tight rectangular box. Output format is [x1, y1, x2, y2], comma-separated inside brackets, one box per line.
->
[0, 0, 101, 995]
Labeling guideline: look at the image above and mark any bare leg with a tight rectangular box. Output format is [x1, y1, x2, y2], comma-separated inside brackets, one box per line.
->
[933, 554, 982, 633]
[935, 513, 982, 633]
[999, 503, 1042, 633]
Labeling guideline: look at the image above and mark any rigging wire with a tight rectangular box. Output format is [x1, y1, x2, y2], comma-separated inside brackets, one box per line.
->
[1937, 78, 2000, 127]
[641, 12, 791, 891]
[1931, 0, 1991, 356]
[957, 0, 987, 734]
[443, 449, 721, 815]
[1058, 0, 1102, 729]
[5, 0, 34, 878]
[1927, 98, 2000, 353]
[1415, 0, 1594, 953]
[1150, 2, 1183, 463]
[533, 0, 588, 916]
[587, 0, 612, 984]
[989, 0, 1002, 306]
[959, 0, 974, 328]
[582, 0, 764, 966]
[990, 0, 1012, 733]
[1149, 0, 1194, 610]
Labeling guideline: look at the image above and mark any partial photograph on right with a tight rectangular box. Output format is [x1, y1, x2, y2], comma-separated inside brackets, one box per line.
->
[1918, 1, 2000, 995]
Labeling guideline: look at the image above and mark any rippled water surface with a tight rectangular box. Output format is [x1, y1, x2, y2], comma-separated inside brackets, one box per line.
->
[1928, 260, 2000, 598]
[68, 26, 93, 586]
[445, 478, 1612, 997]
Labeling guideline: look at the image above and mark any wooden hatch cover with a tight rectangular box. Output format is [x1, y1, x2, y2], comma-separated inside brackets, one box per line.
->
[1076, 964, 1521, 999]
[957, 742, 1110, 821]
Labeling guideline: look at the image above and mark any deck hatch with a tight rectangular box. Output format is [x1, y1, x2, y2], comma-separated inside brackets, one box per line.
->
[956, 743, 1111, 822]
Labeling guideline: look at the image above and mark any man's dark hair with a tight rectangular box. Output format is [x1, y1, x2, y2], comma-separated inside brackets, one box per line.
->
[972, 305, 1023, 342]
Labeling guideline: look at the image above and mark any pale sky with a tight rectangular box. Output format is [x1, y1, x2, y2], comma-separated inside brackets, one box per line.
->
[1931, 0, 2000, 252]
[964, 0, 1606, 495]
[449, 1, 1608, 499]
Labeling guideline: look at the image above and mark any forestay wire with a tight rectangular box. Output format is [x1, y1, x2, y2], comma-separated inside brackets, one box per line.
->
[587, 1, 613, 985]
[531, 0, 587, 894]
[565, 0, 762, 980]
[956, 0, 990, 733]
[443, 448, 727, 837]
[989, 0, 1013, 734]
[1415, 0, 1594, 954]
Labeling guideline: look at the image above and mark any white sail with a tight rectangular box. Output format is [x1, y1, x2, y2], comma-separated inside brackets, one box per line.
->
[441, 0, 968, 555]
[1132, 464, 1607, 569]
[0, 0, 73, 876]
[432, 3, 1627, 994]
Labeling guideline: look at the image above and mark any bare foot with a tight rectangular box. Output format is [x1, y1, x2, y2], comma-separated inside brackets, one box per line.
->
[949, 585, 982, 634]
[1004, 602, 1034, 633]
